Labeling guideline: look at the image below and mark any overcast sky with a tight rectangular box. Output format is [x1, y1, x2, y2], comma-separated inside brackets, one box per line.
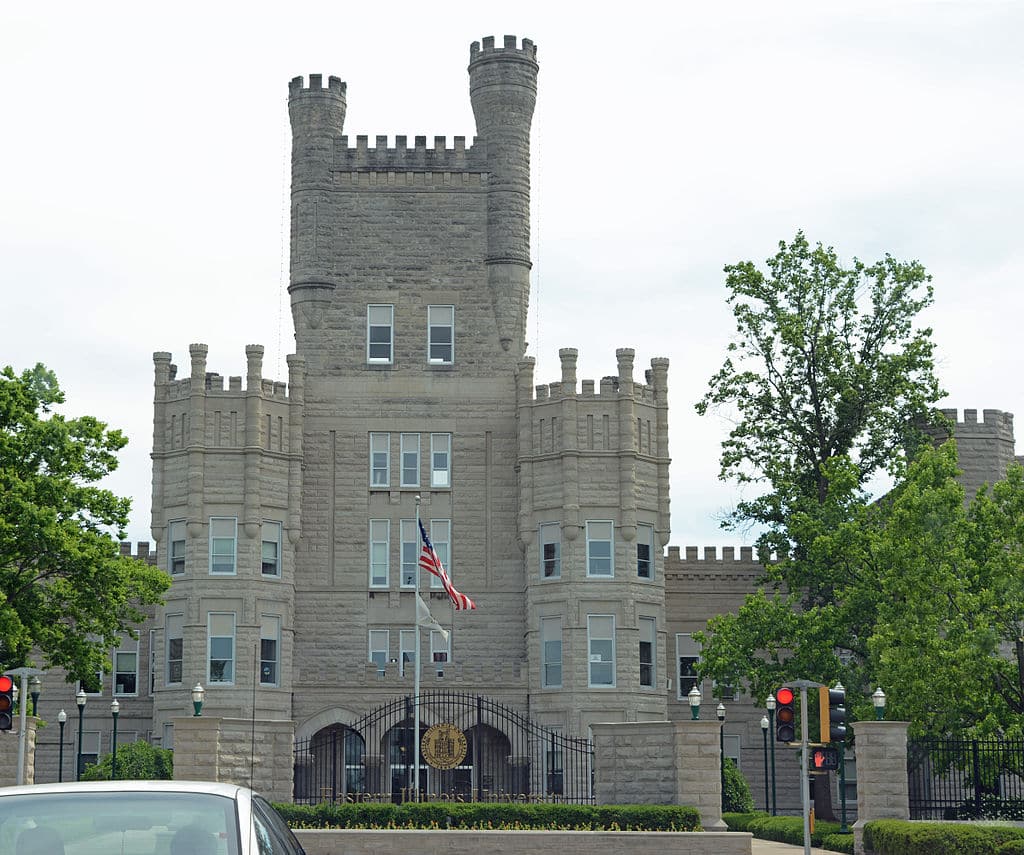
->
[3, 1, 1022, 552]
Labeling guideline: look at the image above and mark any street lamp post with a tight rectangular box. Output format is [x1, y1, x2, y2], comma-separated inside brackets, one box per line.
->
[191, 683, 205, 717]
[688, 684, 702, 720]
[766, 692, 778, 815]
[872, 687, 887, 720]
[110, 700, 120, 779]
[29, 676, 41, 717]
[760, 715, 770, 813]
[57, 709, 67, 783]
[717, 702, 726, 804]
[75, 689, 86, 781]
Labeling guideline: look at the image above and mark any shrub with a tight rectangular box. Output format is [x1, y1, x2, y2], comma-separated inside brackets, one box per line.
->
[81, 740, 172, 781]
[865, 819, 1024, 855]
[722, 758, 755, 813]
[821, 832, 855, 854]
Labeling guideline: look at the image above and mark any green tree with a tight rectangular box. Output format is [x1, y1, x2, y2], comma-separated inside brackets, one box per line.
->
[0, 364, 169, 680]
[81, 739, 173, 780]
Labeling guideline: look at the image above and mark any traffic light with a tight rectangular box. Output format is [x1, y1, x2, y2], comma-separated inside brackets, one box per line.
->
[0, 675, 14, 731]
[775, 686, 796, 742]
[820, 683, 847, 744]
[811, 746, 840, 770]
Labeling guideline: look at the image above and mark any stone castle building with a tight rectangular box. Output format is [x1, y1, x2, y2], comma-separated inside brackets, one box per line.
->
[18, 37, 1024, 809]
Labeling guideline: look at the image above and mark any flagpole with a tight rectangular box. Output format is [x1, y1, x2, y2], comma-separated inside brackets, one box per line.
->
[413, 494, 422, 803]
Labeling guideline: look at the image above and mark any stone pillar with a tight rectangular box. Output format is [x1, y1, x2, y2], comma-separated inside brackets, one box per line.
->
[851, 721, 910, 855]
[674, 719, 726, 830]
[0, 718, 38, 786]
[172, 715, 222, 783]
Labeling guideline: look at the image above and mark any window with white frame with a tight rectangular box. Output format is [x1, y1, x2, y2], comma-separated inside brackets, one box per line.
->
[586, 521, 614, 577]
[400, 519, 418, 587]
[149, 629, 156, 695]
[541, 616, 562, 688]
[369, 520, 390, 587]
[539, 523, 561, 579]
[639, 617, 656, 688]
[400, 433, 420, 487]
[370, 432, 390, 488]
[588, 615, 615, 687]
[428, 520, 450, 589]
[261, 521, 282, 577]
[400, 629, 416, 677]
[78, 731, 100, 778]
[166, 613, 183, 686]
[427, 305, 454, 364]
[368, 630, 389, 675]
[209, 517, 237, 575]
[431, 630, 449, 672]
[168, 520, 185, 575]
[367, 304, 394, 363]
[676, 633, 701, 700]
[114, 638, 138, 696]
[637, 524, 653, 579]
[77, 670, 102, 696]
[430, 433, 451, 488]
[208, 613, 235, 684]
[260, 615, 280, 686]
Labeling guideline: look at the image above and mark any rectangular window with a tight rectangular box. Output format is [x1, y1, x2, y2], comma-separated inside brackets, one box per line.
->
[400, 519, 418, 587]
[400, 629, 416, 677]
[209, 517, 237, 575]
[676, 633, 701, 700]
[208, 612, 235, 685]
[78, 731, 100, 778]
[370, 432, 390, 488]
[541, 616, 562, 688]
[369, 629, 389, 675]
[261, 520, 282, 577]
[546, 728, 564, 795]
[430, 433, 451, 488]
[637, 524, 653, 579]
[166, 613, 183, 686]
[539, 523, 561, 579]
[639, 617, 656, 688]
[367, 304, 394, 363]
[260, 615, 280, 686]
[400, 433, 420, 487]
[431, 630, 449, 672]
[429, 519, 450, 590]
[586, 521, 614, 577]
[168, 520, 185, 575]
[114, 639, 138, 696]
[369, 520, 390, 588]
[427, 305, 454, 364]
[588, 615, 615, 687]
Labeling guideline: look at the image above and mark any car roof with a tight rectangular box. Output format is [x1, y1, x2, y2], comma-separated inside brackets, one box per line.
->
[0, 780, 252, 799]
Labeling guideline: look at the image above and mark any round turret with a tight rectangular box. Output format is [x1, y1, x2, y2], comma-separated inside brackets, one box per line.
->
[288, 74, 347, 139]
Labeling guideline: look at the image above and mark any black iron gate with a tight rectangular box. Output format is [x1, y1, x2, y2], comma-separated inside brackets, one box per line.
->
[909, 736, 1024, 819]
[293, 691, 594, 804]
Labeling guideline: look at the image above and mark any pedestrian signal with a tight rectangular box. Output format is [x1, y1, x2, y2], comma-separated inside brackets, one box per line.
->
[811, 746, 840, 770]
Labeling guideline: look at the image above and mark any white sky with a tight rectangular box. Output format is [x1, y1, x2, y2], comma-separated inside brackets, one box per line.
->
[3, 1, 1022, 551]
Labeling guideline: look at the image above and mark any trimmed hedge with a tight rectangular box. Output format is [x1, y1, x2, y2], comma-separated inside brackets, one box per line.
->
[722, 812, 853, 853]
[273, 802, 701, 831]
[864, 819, 1024, 855]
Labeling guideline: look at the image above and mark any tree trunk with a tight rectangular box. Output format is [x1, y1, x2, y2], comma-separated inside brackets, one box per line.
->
[813, 772, 836, 821]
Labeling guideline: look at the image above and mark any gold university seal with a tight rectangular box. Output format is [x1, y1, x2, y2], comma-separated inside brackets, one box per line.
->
[421, 722, 468, 770]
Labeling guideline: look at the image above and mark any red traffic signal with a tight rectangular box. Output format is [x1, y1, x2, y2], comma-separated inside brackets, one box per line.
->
[0, 675, 14, 731]
[775, 686, 796, 742]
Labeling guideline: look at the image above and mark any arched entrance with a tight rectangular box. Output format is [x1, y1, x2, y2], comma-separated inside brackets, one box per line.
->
[293, 723, 365, 804]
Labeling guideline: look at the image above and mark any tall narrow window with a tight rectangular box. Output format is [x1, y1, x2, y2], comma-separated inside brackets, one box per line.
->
[541, 616, 563, 688]
[370, 432, 390, 488]
[260, 615, 280, 686]
[588, 615, 616, 687]
[262, 520, 282, 577]
[430, 433, 451, 488]
[208, 613, 235, 684]
[367, 304, 394, 363]
[586, 521, 614, 577]
[209, 517, 237, 575]
[431, 630, 449, 673]
[637, 523, 653, 579]
[368, 630, 389, 675]
[399, 629, 416, 677]
[427, 305, 454, 364]
[369, 520, 390, 588]
[639, 617, 656, 688]
[429, 520, 450, 590]
[539, 523, 561, 579]
[166, 613, 183, 686]
[400, 433, 420, 487]
[400, 519, 418, 587]
[676, 633, 701, 700]
[168, 520, 185, 575]
[114, 638, 138, 696]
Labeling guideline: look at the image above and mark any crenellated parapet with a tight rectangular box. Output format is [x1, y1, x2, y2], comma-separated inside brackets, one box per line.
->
[331, 135, 485, 172]
[928, 407, 1018, 502]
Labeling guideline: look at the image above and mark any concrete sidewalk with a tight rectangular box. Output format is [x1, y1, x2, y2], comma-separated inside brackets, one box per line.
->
[750, 839, 833, 855]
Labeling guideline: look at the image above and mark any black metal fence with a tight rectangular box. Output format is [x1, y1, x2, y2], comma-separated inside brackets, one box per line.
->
[909, 736, 1024, 820]
[294, 691, 594, 805]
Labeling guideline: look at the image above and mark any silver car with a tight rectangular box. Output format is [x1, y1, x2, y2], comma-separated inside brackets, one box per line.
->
[0, 780, 306, 855]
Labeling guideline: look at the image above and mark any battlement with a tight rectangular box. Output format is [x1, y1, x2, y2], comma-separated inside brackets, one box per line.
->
[333, 134, 484, 172]
[117, 541, 158, 566]
[469, 35, 538, 65]
[154, 345, 290, 400]
[521, 349, 669, 405]
[940, 407, 1014, 437]
[288, 74, 346, 98]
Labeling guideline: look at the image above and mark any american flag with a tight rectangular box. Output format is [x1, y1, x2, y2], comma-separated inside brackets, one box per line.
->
[418, 519, 476, 610]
